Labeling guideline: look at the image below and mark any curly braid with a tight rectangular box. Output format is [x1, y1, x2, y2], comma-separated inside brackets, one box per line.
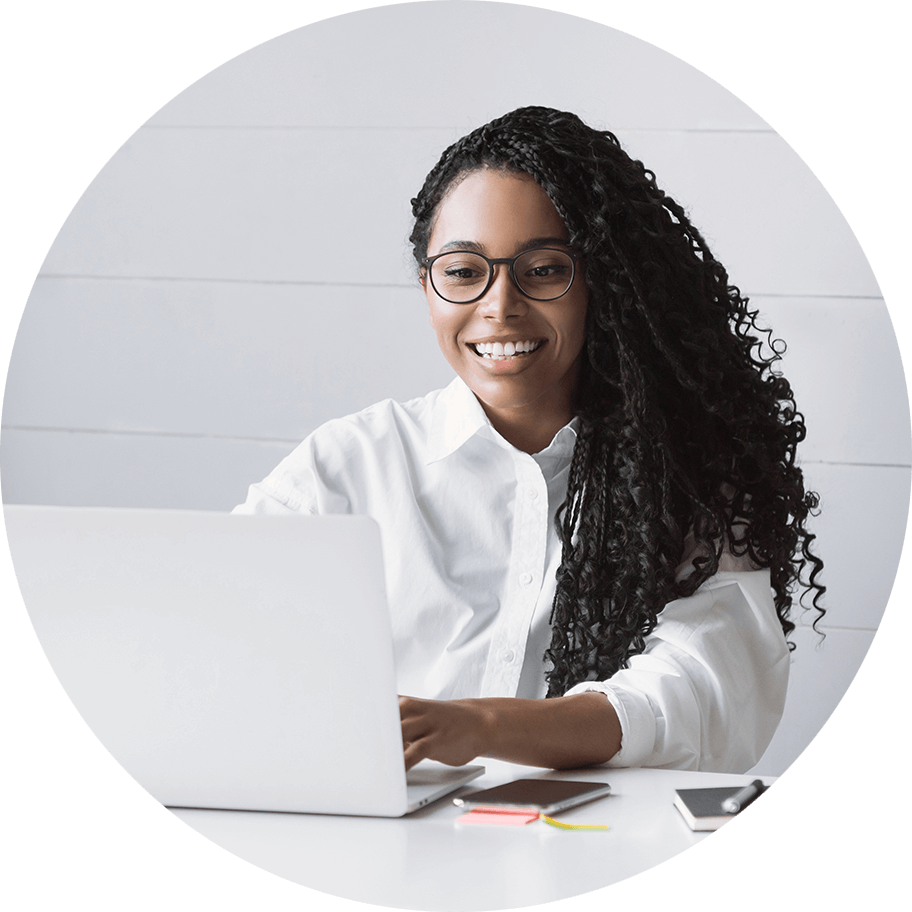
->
[409, 106, 825, 697]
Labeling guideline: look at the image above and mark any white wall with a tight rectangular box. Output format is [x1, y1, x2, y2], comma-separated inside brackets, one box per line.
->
[2, 2, 907, 777]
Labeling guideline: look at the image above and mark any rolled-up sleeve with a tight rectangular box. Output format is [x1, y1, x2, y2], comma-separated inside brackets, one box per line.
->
[565, 570, 789, 772]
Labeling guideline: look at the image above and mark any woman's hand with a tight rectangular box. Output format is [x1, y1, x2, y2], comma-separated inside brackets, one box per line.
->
[399, 696, 492, 771]
[398, 692, 623, 772]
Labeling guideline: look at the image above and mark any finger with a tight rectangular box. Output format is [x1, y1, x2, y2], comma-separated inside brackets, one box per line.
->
[398, 695, 422, 718]
[400, 715, 430, 744]
[403, 736, 433, 771]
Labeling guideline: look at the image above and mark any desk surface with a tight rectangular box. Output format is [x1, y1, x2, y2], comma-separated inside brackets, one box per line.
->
[171, 760, 765, 910]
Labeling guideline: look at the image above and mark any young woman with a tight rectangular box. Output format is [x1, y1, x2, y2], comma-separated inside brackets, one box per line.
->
[234, 107, 825, 774]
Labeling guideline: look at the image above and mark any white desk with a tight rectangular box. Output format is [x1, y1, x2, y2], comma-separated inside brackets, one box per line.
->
[172, 760, 766, 909]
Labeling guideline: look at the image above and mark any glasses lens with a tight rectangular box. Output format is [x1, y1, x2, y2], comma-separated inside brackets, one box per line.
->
[514, 249, 574, 300]
[430, 252, 490, 302]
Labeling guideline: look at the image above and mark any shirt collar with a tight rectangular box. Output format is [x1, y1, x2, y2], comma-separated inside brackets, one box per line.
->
[425, 376, 579, 465]
[425, 377, 490, 464]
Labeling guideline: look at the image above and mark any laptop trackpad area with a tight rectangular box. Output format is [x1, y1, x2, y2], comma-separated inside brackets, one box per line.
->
[405, 762, 485, 813]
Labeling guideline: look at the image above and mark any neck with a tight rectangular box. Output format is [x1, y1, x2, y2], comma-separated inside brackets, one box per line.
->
[480, 399, 575, 454]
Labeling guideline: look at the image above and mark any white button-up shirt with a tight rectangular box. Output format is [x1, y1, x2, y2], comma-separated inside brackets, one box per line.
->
[233, 377, 789, 772]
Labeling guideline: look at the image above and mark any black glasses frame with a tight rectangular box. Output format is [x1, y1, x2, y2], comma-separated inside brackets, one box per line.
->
[421, 247, 580, 305]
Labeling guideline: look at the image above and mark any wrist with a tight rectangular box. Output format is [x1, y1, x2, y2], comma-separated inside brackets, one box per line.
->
[472, 693, 622, 769]
[461, 698, 501, 760]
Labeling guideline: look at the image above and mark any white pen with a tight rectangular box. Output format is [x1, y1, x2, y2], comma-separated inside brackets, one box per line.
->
[722, 779, 767, 815]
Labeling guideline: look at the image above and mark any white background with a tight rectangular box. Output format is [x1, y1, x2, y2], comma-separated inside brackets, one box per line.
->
[2, 0, 903, 782]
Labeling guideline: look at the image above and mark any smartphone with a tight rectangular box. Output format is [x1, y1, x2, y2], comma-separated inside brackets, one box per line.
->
[453, 778, 611, 814]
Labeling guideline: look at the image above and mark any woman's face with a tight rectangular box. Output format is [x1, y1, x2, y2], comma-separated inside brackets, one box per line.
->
[423, 169, 588, 430]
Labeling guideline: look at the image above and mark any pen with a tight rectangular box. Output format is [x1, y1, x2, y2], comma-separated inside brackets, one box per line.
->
[722, 779, 767, 815]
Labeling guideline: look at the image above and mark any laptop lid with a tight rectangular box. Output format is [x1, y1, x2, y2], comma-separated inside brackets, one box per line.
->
[5, 505, 481, 816]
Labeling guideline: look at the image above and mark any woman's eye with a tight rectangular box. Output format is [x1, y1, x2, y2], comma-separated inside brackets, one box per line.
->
[443, 266, 482, 280]
[437, 256, 488, 284]
[526, 263, 568, 278]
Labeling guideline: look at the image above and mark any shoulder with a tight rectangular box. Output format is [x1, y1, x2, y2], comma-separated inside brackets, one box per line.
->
[245, 388, 447, 514]
[308, 388, 443, 454]
[277, 387, 446, 481]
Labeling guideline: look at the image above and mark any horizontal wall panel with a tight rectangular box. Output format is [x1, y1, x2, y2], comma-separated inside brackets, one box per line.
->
[0, 429, 291, 512]
[798, 462, 909, 632]
[40, 126, 446, 287]
[756, 297, 910, 466]
[4, 278, 453, 440]
[146, 4, 767, 132]
[617, 130, 880, 299]
[749, 625, 876, 777]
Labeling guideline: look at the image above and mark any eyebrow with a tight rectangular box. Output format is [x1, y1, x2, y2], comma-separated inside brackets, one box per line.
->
[436, 236, 571, 255]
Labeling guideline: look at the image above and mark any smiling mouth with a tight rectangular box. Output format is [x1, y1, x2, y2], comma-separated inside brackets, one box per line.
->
[469, 340, 544, 360]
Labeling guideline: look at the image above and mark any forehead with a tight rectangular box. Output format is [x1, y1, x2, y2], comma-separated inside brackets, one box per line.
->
[427, 169, 568, 254]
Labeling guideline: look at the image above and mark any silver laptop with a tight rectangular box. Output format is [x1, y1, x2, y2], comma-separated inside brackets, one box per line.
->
[5, 505, 483, 816]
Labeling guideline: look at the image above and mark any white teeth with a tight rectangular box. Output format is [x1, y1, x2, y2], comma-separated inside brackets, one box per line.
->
[471, 340, 542, 359]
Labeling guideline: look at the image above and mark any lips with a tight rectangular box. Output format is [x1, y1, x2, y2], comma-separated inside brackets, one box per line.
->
[469, 339, 544, 360]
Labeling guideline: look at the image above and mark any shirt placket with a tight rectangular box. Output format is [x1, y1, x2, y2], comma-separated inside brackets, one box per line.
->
[480, 454, 550, 697]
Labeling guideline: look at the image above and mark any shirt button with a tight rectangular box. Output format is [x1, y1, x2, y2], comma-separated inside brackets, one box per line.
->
[527, 487, 539, 501]
[501, 649, 515, 663]
[519, 572, 533, 585]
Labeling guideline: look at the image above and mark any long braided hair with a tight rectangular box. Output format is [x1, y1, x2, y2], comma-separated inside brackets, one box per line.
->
[409, 107, 825, 697]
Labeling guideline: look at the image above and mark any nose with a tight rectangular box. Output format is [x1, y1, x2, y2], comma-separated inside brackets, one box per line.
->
[477, 264, 528, 321]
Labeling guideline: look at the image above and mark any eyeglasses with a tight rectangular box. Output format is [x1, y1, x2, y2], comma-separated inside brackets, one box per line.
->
[421, 247, 580, 304]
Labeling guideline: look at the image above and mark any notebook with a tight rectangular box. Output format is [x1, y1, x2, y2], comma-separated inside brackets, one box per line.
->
[5, 505, 484, 816]
[673, 786, 746, 831]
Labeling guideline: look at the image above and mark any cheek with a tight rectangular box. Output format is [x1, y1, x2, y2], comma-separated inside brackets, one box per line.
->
[427, 298, 464, 346]
[576, 295, 590, 340]
[421, 279, 446, 335]
[428, 302, 443, 336]
[564, 299, 588, 351]
[425, 289, 440, 331]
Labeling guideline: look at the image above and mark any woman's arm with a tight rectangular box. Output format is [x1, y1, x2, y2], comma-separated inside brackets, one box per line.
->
[399, 691, 622, 771]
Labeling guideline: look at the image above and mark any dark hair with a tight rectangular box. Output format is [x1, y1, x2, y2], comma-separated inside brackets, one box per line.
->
[410, 106, 825, 697]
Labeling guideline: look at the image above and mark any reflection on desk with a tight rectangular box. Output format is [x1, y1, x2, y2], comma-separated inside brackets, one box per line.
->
[170, 759, 770, 910]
